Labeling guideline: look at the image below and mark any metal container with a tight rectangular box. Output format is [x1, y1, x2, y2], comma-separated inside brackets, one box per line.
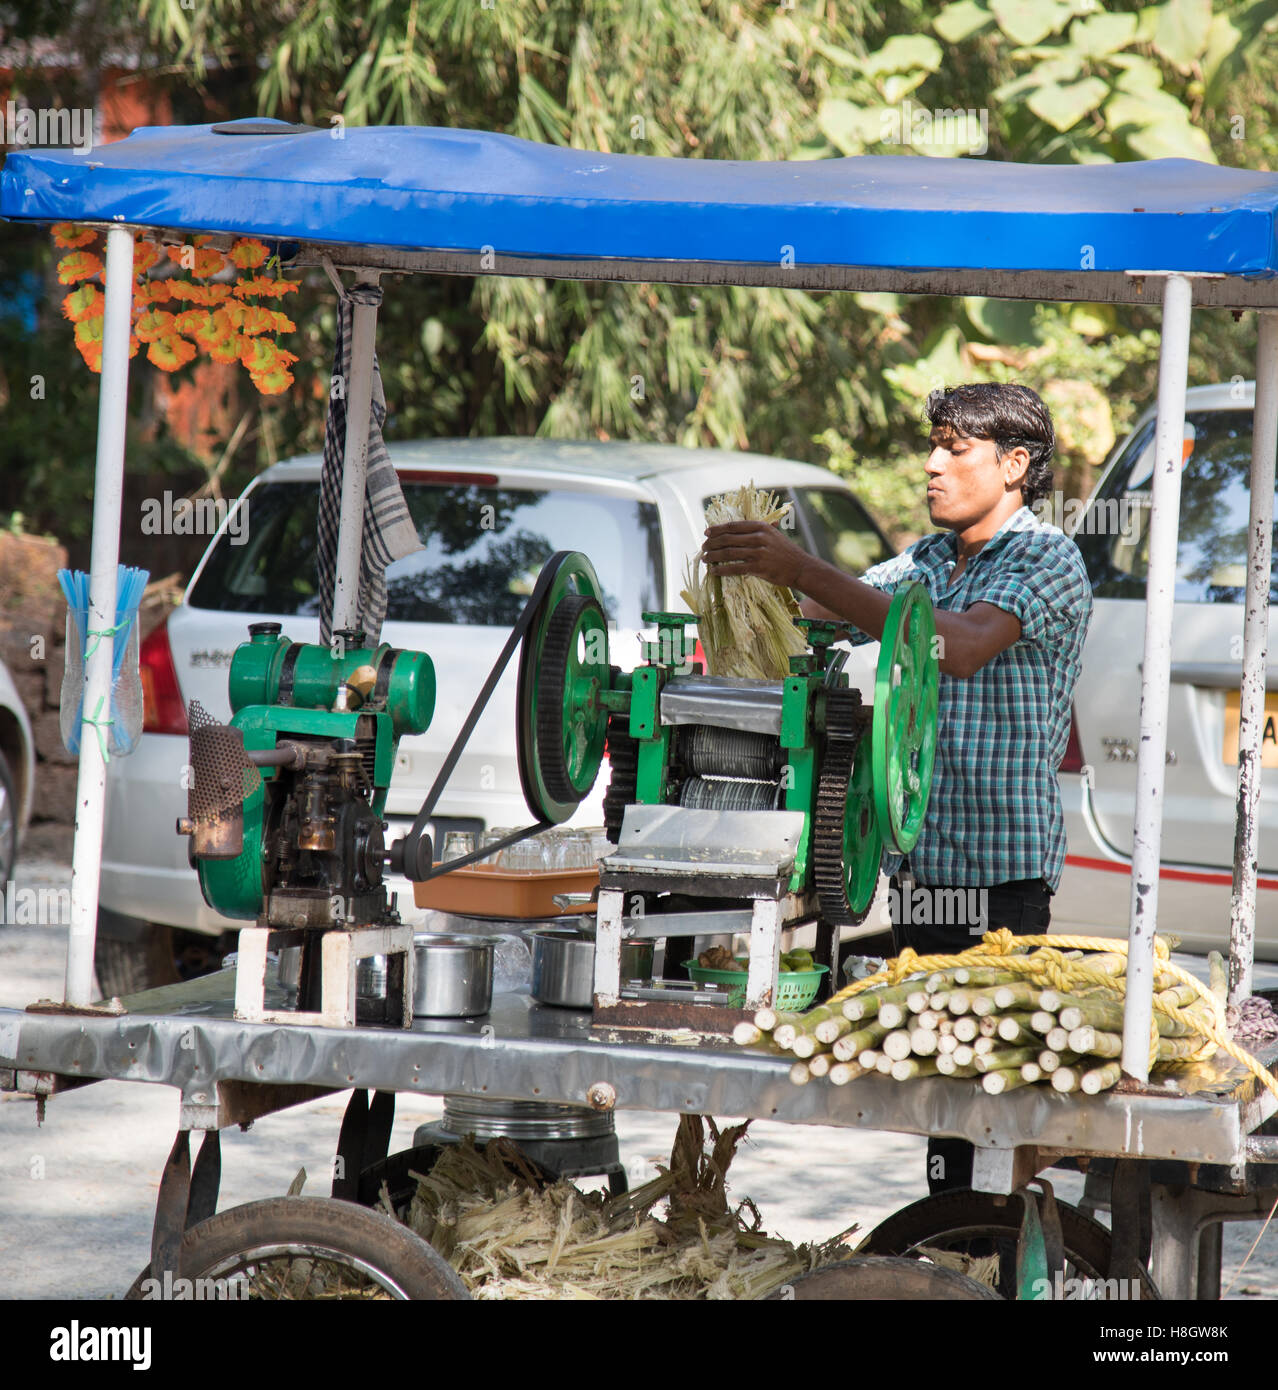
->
[275, 945, 302, 993]
[413, 933, 499, 1017]
[527, 927, 653, 1010]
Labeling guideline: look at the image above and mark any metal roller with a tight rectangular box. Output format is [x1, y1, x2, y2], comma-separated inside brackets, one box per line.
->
[679, 776, 781, 811]
[679, 725, 784, 780]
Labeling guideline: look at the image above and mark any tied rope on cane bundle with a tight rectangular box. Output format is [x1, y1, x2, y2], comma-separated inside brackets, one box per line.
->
[737, 929, 1278, 1101]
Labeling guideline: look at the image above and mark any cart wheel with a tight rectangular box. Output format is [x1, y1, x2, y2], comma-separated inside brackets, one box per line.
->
[123, 1197, 469, 1301]
[860, 1190, 1160, 1300]
[767, 1256, 1001, 1300]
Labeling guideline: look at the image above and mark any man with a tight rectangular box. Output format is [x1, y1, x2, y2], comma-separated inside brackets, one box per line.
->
[702, 382, 1093, 1192]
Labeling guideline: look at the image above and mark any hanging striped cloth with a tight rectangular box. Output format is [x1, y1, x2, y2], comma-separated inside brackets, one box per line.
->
[316, 284, 421, 648]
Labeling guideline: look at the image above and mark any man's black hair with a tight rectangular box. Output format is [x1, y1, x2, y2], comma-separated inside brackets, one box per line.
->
[925, 383, 1055, 508]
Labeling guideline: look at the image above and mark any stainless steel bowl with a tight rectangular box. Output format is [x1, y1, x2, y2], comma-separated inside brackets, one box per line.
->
[526, 927, 653, 1010]
[413, 934, 499, 1017]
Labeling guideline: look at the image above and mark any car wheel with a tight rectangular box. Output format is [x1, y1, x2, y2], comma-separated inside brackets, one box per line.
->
[94, 922, 180, 999]
[0, 750, 18, 894]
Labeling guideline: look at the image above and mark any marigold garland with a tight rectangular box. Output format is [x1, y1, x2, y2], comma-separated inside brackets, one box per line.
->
[53, 223, 300, 395]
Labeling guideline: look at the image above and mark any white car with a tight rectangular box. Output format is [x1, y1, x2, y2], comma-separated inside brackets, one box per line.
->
[0, 657, 34, 893]
[1053, 382, 1278, 957]
[96, 437, 891, 993]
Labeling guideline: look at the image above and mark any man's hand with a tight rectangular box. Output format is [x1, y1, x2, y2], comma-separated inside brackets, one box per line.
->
[702, 521, 810, 588]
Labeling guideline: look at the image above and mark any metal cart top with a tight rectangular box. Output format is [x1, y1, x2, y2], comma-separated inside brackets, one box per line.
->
[3, 116, 1278, 1104]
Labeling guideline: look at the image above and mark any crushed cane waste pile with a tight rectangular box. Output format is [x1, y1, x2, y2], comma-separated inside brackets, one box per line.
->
[739, 929, 1278, 1102]
[357, 1116, 857, 1300]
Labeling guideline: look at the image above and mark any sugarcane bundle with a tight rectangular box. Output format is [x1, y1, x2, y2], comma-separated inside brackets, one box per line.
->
[735, 932, 1278, 1104]
[681, 483, 808, 679]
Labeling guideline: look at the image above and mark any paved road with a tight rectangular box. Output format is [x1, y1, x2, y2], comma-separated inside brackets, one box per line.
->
[2, 853, 1275, 1300]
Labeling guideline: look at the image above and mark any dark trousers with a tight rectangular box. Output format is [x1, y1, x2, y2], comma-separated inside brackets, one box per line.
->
[888, 868, 1052, 1195]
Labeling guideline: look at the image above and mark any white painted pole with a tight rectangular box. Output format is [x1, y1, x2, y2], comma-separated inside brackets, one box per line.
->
[65, 225, 134, 1005]
[1122, 273, 1193, 1082]
[331, 277, 382, 638]
[1228, 314, 1278, 1006]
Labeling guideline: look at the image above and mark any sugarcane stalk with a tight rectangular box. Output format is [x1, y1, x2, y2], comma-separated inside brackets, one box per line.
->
[947, 990, 974, 1015]
[973, 1036, 997, 1056]
[917, 1010, 944, 1031]
[992, 982, 1047, 1012]
[1058, 999, 1194, 1038]
[832, 1023, 888, 1062]
[936, 1053, 979, 1077]
[875, 1053, 895, 1075]
[928, 991, 951, 1012]
[937, 1033, 960, 1055]
[910, 1027, 939, 1056]
[858, 1049, 881, 1070]
[953, 967, 1020, 988]
[1020, 1062, 1043, 1084]
[997, 1013, 1039, 1045]
[772, 1022, 800, 1049]
[982, 1067, 1035, 1094]
[891, 1057, 939, 1081]
[829, 1061, 867, 1086]
[1037, 1049, 1080, 1074]
[974, 1046, 1042, 1074]
[938, 1018, 955, 1036]
[878, 1001, 909, 1030]
[953, 1016, 980, 1043]
[754, 1007, 803, 1034]
[1045, 1026, 1070, 1053]
[791, 1032, 825, 1059]
[814, 1014, 854, 1045]
[807, 1051, 832, 1078]
[1067, 1026, 1122, 1059]
[1156, 983, 1201, 1009]
[1051, 1066, 1082, 1093]
[882, 1030, 914, 1062]
[842, 982, 917, 1024]
[733, 1022, 765, 1047]
[790, 1005, 841, 1038]
[977, 1015, 1000, 1037]
[789, 1060, 812, 1085]
[1030, 1010, 1057, 1035]
[1080, 1061, 1123, 1094]
[906, 989, 932, 1015]
[953, 1044, 976, 1068]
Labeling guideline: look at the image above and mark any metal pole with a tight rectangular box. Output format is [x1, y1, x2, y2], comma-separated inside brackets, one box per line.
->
[65, 225, 134, 1005]
[1228, 312, 1278, 1006]
[331, 276, 382, 638]
[1122, 273, 1193, 1081]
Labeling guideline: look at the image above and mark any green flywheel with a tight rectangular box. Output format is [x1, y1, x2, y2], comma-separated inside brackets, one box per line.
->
[872, 581, 939, 856]
[517, 552, 612, 824]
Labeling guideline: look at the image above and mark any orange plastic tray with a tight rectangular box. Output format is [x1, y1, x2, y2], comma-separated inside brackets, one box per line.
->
[412, 864, 599, 918]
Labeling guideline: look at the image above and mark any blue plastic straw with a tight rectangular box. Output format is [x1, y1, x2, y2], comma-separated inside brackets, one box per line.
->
[57, 564, 150, 756]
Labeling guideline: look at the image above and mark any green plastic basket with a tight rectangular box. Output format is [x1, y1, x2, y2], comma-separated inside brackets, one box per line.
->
[683, 959, 828, 1011]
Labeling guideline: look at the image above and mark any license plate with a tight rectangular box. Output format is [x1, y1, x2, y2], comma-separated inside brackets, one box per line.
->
[1222, 691, 1278, 766]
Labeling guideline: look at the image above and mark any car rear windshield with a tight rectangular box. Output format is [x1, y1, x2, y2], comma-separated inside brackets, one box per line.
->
[187, 479, 664, 628]
[1075, 408, 1276, 603]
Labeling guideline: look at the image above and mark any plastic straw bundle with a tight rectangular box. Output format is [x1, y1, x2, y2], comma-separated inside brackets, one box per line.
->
[57, 564, 150, 757]
[681, 483, 807, 679]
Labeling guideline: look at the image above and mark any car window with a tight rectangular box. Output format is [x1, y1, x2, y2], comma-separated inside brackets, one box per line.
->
[1074, 409, 1274, 603]
[188, 480, 664, 628]
[789, 487, 890, 573]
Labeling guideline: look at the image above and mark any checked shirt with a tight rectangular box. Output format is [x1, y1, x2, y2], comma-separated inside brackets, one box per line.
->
[844, 506, 1093, 891]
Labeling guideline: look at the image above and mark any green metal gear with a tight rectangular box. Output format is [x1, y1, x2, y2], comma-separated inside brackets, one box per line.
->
[516, 552, 612, 824]
[812, 689, 882, 928]
[872, 581, 939, 856]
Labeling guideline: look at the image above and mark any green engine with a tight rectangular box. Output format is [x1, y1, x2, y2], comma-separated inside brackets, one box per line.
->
[181, 622, 435, 926]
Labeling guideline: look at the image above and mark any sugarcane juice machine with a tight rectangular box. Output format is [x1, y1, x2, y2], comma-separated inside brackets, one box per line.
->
[176, 549, 937, 1032]
[512, 561, 941, 1028]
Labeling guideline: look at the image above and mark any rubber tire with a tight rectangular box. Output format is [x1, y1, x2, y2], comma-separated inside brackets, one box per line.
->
[123, 1197, 470, 1301]
[768, 1255, 1003, 1300]
[860, 1190, 1161, 1299]
[0, 750, 17, 894]
[94, 923, 179, 999]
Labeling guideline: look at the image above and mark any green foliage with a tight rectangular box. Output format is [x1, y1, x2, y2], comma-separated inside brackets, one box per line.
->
[3, 0, 1278, 549]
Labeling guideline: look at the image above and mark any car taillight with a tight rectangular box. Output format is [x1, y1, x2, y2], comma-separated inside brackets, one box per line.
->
[1059, 706, 1084, 774]
[140, 619, 189, 735]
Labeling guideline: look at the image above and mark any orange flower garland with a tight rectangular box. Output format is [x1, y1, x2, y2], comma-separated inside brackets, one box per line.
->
[53, 223, 300, 395]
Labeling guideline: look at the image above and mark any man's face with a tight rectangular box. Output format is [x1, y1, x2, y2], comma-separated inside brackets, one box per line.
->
[925, 428, 1011, 530]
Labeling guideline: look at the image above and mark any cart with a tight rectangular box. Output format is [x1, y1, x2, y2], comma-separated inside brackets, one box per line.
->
[4, 121, 1278, 1301]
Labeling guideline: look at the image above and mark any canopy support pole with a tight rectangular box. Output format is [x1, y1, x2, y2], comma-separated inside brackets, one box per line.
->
[1228, 311, 1278, 1005]
[1122, 273, 1192, 1082]
[331, 274, 382, 639]
[65, 225, 134, 1006]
